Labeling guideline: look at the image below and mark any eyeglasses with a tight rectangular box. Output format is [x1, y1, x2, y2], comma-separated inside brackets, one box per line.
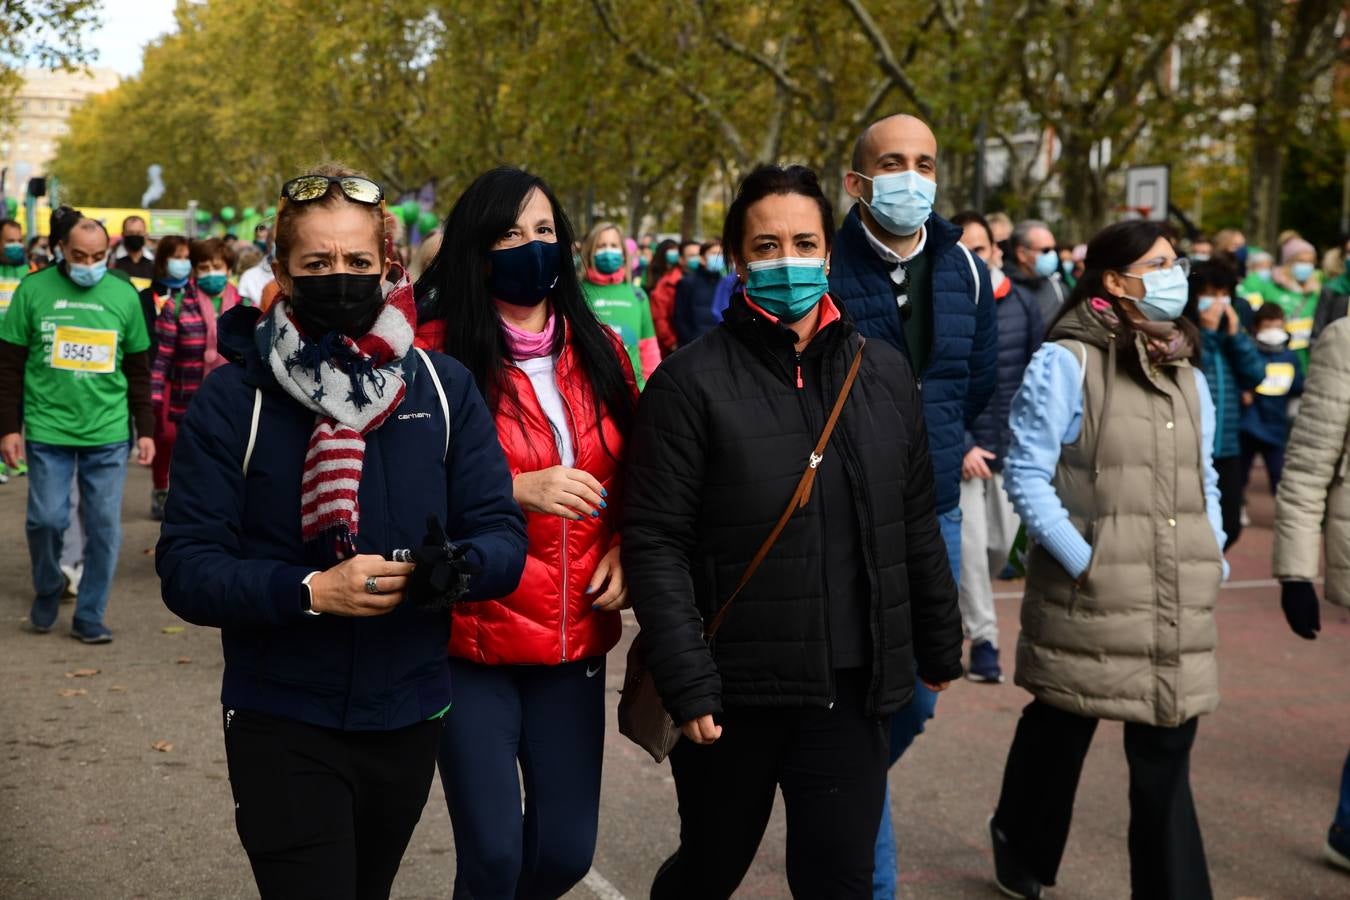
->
[280, 175, 384, 206]
[1123, 256, 1191, 277]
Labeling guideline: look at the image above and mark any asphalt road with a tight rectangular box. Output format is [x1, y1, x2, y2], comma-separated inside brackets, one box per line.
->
[1, 462, 1347, 899]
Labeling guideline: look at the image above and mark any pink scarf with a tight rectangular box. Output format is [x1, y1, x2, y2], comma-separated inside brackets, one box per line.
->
[501, 311, 557, 360]
[586, 267, 626, 286]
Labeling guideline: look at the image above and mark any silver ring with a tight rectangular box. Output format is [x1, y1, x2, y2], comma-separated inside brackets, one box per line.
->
[365, 576, 380, 595]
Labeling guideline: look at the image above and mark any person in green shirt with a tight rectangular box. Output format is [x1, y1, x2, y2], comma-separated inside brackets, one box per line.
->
[1313, 234, 1350, 341]
[1268, 237, 1322, 369]
[0, 206, 156, 643]
[580, 221, 660, 389]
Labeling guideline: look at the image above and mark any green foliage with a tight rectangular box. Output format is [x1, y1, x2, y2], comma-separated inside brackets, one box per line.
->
[0, 0, 99, 124]
[45, 0, 1348, 242]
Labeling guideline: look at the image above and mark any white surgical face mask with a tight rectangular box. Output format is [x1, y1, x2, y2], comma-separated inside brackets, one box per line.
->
[1256, 327, 1288, 347]
[853, 170, 936, 237]
[1124, 265, 1190, 322]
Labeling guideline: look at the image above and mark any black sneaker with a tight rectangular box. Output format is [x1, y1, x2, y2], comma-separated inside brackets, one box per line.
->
[989, 815, 1042, 899]
[1327, 824, 1350, 872]
[70, 621, 112, 644]
[19, 618, 52, 635]
[968, 640, 1005, 684]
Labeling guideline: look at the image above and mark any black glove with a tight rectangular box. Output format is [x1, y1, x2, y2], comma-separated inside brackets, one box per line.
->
[1281, 580, 1321, 640]
[407, 516, 480, 612]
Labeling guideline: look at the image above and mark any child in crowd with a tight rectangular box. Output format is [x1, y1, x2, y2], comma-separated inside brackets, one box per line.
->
[1240, 303, 1305, 496]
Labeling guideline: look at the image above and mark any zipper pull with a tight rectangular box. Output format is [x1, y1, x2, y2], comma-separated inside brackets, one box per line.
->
[795, 353, 803, 390]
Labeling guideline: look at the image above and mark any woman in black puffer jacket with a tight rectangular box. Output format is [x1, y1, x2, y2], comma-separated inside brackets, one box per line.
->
[623, 164, 963, 900]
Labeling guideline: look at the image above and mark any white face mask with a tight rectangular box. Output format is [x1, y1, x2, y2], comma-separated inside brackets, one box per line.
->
[1256, 328, 1289, 347]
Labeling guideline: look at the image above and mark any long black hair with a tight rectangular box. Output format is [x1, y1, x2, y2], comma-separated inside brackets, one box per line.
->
[415, 166, 634, 447]
[1048, 219, 1200, 364]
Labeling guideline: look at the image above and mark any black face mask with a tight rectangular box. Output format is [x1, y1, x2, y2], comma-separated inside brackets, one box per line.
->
[288, 273, 384, 338]
[123, 234, 145, 253]
[488, 240, 561, 307]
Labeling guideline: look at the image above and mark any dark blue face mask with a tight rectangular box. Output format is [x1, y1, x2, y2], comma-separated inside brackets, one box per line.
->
[488, 240, 561, 307]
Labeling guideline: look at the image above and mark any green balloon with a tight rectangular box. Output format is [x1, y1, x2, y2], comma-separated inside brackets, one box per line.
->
[242, 207, 257, 219]
[398, 200, 420, 225]
[195, 209, 212, 224]
[4, 197, 16, 215]
[220, 206, 236, 223]
[417, 210, 439, 233]
[265, 205, 277, 219]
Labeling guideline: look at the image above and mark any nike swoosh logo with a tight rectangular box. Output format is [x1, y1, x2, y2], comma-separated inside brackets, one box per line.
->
[586, 665, 602, 678]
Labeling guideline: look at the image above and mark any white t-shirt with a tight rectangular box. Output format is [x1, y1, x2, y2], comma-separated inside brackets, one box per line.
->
[517, 355, 575, 467]
[237, 260, 275, 306]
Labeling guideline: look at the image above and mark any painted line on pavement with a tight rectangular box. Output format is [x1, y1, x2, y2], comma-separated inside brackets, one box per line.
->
[584, 867, 628, 900]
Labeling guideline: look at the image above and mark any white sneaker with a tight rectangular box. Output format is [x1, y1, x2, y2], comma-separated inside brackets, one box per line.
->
[60, 564, 81, 599]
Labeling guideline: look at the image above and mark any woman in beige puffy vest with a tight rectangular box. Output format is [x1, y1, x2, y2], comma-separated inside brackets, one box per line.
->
[986, 221, 1228, 900]
[1272, 315, 1350, 871]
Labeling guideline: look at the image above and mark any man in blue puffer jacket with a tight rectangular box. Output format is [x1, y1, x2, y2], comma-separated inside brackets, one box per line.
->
[828, 113, 997, 898]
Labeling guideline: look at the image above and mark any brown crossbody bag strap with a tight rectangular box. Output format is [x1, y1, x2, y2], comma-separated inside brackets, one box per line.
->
[704, 339, 865, 640]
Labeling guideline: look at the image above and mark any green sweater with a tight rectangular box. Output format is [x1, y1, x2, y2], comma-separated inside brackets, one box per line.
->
[583, 278, 659, 389]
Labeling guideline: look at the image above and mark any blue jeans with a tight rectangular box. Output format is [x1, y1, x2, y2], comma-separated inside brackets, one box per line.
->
[873, 506, 963, 898]
[26, 441, 129, 631]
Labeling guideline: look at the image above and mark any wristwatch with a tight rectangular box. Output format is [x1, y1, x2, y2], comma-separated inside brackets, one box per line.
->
[300, 572, 321, 616]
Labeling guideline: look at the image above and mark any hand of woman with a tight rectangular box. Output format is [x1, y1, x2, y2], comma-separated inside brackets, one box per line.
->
[587, 546, 628, 611]
[514, 466, 607, 520]
[309, 554, 416, 616]
[681, 714, 723, 745]
[961, 446, 996, 481]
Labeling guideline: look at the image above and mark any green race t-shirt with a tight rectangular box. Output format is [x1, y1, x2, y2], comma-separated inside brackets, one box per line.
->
[0, 266, 150, 447]
[0, 263, 26, 324]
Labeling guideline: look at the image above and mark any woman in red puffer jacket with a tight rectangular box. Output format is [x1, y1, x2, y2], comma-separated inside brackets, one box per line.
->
[414, 166, 637, 900]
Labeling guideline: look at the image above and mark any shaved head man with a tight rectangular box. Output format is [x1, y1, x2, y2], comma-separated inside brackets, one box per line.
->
[827, 113, 999, 897]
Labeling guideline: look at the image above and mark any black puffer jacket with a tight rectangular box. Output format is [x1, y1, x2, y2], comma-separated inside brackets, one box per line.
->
[623, 294, 963, 723]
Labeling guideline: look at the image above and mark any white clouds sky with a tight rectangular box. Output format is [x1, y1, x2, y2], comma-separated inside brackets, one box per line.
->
[84, 0, 178, 76]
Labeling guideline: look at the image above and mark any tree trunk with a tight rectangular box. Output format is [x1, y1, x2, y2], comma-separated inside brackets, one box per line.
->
[1246, 127, 1284, 253]
[680, 178, 702, 242]
[1059, 133, 1100, 240]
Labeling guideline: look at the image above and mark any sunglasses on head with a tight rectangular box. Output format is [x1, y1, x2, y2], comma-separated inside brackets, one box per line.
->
[280, 175, 384, 206]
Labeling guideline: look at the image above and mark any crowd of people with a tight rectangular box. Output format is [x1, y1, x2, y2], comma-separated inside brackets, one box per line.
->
[1, 111, 1348, 900]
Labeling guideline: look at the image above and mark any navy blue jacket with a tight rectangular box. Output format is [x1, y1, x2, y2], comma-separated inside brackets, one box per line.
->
[156, 307, 527, 731]
[1197, 327, 1267, 459]
[674, 267, 724, 346]
[966, 281, 1043, 472]
[829, 206, 998, 513]
[1239, 344, 1304, 447]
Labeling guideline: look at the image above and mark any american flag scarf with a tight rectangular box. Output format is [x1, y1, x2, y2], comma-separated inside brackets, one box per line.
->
[255, 264, 417, 566]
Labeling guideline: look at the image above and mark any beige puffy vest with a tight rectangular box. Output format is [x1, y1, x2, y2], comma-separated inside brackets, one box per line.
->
[1016, 304, 1224, 727]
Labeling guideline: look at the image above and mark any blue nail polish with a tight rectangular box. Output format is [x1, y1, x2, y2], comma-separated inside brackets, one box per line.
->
[599, 500, 608, 509]
[586, 585, 595, 595]
[601, 488, 608, 498]
[591, 510, 600, 518]
[591, 603, 601, 610]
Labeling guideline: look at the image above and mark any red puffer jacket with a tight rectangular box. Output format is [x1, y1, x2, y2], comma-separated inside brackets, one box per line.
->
[417, 318, 633, 665]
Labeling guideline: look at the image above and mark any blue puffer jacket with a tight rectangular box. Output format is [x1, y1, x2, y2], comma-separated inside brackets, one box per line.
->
[829, 206, 998, 513]
[1197, 327, 1267, 459]
[1239, 344, 1304, 447]
[157, 306, 528, 731]
[966, 280, 1043, 472]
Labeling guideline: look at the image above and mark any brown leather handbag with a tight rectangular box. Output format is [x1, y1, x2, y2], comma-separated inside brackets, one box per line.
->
[618, 342, 865, 762]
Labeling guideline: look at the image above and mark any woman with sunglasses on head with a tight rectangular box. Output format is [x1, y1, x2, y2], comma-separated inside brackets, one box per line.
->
[414, 167, 637, 900]
[623, 165, 962, 899]
[987, 220, 1227, 900]
[580, 220, 660, 389]
[145, 237, 245, 520]
[157, 164, 527, 900]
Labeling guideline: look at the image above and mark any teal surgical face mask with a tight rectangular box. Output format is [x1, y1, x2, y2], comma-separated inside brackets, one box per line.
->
[198, 273, 228, 296]
[853, 170, 936, 237]
[593, 248, 624, 275]
[165, 258, 193, 282]
[1291, 262, 1315, 284]
[744, 256, 829, 323]
[68, 261, 107, 288]
[706, 252, 724, 273]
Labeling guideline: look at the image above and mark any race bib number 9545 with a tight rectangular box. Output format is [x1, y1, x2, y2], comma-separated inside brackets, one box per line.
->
[50, 326, 118, 374]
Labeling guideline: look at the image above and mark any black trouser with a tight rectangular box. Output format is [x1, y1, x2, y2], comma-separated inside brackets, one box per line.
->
[651, 669, 888, 900]
[992, 700, 1212, 900]
[1215, 454, 1244, 550]
[223, 707, 444, 900]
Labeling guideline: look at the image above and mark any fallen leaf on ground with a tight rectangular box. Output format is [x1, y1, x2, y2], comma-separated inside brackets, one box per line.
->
[65, 668, 100, 678]
[142, 547, 154, 556]
[151, 740, 173, 752]
[160, 626, 184, 635]
[57, 688, 87, 698]
[175, 657, 191, 665]
[108, 685, 127, 692]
